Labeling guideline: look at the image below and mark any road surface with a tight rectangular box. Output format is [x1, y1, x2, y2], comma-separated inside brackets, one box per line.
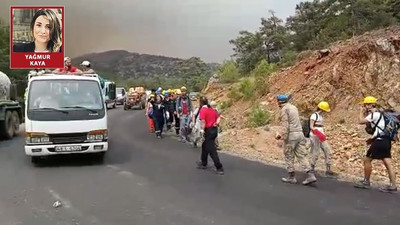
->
[0, 106, 399, 225]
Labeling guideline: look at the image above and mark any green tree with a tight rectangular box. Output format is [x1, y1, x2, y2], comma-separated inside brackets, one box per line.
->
[259, 10, 288, 63]
[0, 23, 28, 83]
[229, 31, 265, 74]
[218, 60, 241, 83]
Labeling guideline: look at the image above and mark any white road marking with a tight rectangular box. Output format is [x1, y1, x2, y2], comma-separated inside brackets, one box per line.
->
[106, 164, 120, 171]
[47, 188, 71, 209]
[118, 170, 133, 177]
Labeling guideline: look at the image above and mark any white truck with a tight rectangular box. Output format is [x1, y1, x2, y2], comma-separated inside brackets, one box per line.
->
[24, 73, 108, 164]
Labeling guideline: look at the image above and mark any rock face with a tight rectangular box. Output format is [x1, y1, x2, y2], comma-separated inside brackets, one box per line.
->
[269, 26, 400, 116]
[204, 26, 400, 186]
[0, 71, 11, 101]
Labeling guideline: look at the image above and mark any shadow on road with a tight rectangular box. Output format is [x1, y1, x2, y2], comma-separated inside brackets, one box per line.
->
[31, 153, 106, 168]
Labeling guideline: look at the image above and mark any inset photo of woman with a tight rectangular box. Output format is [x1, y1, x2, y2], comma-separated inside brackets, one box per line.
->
[12, 8, 62, 53]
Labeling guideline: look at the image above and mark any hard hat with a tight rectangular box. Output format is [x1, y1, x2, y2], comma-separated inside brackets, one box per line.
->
[150, 94, 155, 98]
[176, 89, 182, 95]
[181, 86, 187, 91]
[162, 90, 166, 95]
[158, 87, 162, 91]
[64, 57, 71, 62]
[363, 96, 377, 104]
[80, 60, 90, 66]
[210, 101, 217, 107]
[277, 94, 289, 102]
[317, 101, 331, 112]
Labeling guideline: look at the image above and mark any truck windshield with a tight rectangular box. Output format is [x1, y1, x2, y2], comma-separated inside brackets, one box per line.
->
[27, 79, 105, 121]
[28, 80, 104, 110]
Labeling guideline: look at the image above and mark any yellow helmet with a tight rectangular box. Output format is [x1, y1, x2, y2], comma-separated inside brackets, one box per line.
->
[162, 90, 166, 95]
[363, 96, 377, 104]
[181, 86, 187, 91]
[150, 94, 155, 98]
[176, 89, 182, 95]
[317, 101, 331, 112]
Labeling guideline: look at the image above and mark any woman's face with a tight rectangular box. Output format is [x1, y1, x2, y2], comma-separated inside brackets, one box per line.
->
[33, 15, 51, 44]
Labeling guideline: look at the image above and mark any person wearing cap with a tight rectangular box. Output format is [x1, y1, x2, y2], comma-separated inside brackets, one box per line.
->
[175, 86, 193, 142]
[163, 91, 175, 131]
[80, 60, 96, 74]
[355, 96, 397, 192]
[210, 100, 222, 150]
[309, 101, 335, 176]
[145, 94, 156, 133]
[173, 89, 182, 135]
[191, 96, 209, 148]
[53, 57, 83, 75]
[275, 94, 317, 185]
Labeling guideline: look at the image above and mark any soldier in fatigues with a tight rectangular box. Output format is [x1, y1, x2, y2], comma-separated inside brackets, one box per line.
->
[275, 94, 317, 185]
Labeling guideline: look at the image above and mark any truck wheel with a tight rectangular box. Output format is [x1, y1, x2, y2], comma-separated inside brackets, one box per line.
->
[0, 111, 15, 139]
[12, 111, 20, 136]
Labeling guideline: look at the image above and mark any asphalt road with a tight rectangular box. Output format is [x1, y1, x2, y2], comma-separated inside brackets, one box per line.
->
[0, 106, 399, 225]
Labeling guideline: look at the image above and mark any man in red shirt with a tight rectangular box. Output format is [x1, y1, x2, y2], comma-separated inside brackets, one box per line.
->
[197, 96, 224, 175]
[53, 57, 83, 75]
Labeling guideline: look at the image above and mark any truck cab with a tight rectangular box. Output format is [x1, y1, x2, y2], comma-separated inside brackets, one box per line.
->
[24, 73, 108, 164]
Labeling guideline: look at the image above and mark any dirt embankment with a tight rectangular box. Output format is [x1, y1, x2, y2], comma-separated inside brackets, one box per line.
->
[205, 26, 400, 186]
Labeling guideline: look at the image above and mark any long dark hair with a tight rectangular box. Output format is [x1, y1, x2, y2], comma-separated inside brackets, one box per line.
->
[30, 9, 62, 52]
[199, 96, 210, 108]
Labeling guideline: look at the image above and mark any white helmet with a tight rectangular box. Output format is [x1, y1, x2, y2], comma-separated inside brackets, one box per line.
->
[80, 60, 90, 66]
[64, 57, 71, 62]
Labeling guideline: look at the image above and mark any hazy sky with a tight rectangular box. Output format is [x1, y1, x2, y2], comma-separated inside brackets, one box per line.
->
[0, 0, 305, 63]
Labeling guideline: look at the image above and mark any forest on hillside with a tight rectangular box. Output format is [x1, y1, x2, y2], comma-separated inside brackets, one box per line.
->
[223, 0, 400, 77]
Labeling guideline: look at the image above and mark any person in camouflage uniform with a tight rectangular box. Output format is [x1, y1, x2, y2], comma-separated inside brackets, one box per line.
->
[275, 94, 317, 185]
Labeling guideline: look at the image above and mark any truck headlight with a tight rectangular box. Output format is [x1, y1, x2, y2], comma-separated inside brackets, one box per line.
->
[87, 129, 107, 142]
[26, 132, 51, 144]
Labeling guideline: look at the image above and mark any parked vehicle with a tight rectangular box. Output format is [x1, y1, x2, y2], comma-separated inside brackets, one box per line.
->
[24, 73, 108, 164]
[0, 71, 23, 140]
[116, 87, 126, 105]
[124, 87, 146, 110]
[103, 80, 116, 109]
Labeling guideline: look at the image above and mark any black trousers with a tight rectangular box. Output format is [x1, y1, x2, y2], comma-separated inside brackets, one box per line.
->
[166, 110, 174, 130]
[174, 114, 180, 135]
[201, 127, 223, 169]
[153, 116, 164, 136]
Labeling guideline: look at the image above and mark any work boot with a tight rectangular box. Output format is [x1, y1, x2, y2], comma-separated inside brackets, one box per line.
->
[325, 165, 335, 177]
[379, 184, 397, 193]
[310, 164, 316, 173]
[302, 172, 317, 185]
[196, 161, 207, 169]
[282, 172, 297, 184]
[354, 179, 371, 189]
[216, 168, 225, 175]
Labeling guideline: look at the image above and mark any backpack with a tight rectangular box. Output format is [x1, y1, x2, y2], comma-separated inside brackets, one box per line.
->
[371, 109, 400, 141]
[301, 113, 318, 138]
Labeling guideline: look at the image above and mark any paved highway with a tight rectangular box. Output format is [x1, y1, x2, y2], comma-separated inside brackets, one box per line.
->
[0, 106, 399, 225]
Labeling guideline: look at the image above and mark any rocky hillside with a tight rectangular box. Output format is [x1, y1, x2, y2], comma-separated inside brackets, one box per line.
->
[72, 50, 219, 79]
[206, 26, 400, 186]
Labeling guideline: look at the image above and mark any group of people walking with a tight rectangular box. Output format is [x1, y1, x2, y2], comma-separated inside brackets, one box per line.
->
[145, 86, 224, 175]
[275, 94, 397, 192]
